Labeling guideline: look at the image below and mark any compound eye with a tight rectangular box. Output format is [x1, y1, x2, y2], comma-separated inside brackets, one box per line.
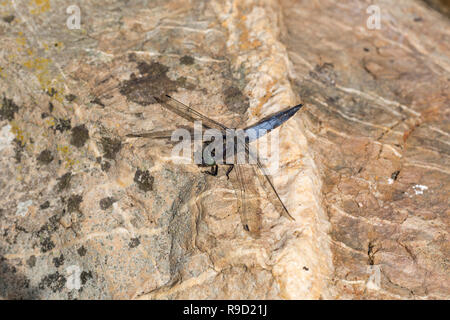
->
[204, 153, 215, 166]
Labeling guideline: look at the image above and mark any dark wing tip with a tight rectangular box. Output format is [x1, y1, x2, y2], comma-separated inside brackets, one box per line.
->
[286, 211, 296, 221]
[126, 133, 140, 137]
[282, 204, 296, 221]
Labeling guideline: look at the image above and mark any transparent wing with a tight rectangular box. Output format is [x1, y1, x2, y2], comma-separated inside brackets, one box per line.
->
[240, 137, 295, 221]
[254, 158, 294, 221]
[126, 126, 220, 141]
[155, 95, 229, 132]
[232, 163, 262, 238]
[126, 130, 177, 140]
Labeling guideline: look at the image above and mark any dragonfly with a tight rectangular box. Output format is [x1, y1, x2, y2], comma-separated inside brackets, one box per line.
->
[127, 95, 303, 237]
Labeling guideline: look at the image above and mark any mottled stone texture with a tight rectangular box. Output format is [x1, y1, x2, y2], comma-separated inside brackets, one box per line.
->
[0, 0, 448, 299]
[282, 0, 449, 299]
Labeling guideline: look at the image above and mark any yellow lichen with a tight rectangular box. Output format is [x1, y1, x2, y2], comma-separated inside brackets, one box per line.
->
[253, 81, 274, 117]
[23, 56, 50, 70]
[11, 18, 65, 102]
[45, 118, 56, 127]
[57, 144, 70, 154]
[16, 34, 27, 47]
[10, 121, 26, 145]
[29, 0, 50, 14]
[237, 11, 261, 51]
[57, 144, 77, 169]
[22, 57, 65, 102]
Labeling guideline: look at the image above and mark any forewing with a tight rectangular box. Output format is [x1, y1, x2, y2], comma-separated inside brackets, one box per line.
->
[155, 95, 229, 132]
[126, 130, 178, 140]
[126, 126, 220, 142]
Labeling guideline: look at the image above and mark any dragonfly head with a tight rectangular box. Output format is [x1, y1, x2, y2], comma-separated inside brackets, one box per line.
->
[201, 141, 218, 166]
[202, 151, 216, 166]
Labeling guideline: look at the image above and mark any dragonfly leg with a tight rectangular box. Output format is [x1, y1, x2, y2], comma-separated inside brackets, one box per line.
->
[204, 164, 218, 177]
[225, 164, 234, 180]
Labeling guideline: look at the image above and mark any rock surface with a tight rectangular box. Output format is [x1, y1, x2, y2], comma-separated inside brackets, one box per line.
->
[0, 0, 448, 299]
